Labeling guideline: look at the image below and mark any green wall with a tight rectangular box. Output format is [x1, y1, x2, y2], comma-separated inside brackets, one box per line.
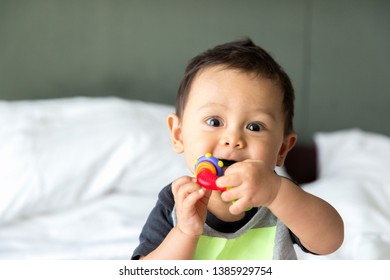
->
[1, 0, 389, 143]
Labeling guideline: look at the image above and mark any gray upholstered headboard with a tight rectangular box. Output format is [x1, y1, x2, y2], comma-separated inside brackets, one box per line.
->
[1, 1, 389, 143]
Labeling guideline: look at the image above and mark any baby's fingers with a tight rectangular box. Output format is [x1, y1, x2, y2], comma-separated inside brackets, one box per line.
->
[216, 173, 241, 189]
[172, 176, 196, 195]
[229, 198, 253, 215]
[174, 180, 208, 210]
[182, 188, 208, 209]
[220, 186, 240, 202]
[220, 187, 253, 215]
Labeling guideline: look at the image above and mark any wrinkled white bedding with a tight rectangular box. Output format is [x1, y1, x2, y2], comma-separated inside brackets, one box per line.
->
[1, 97, 389, 259]
[0, 193, 153, 259]
[0, 97, 188, 259]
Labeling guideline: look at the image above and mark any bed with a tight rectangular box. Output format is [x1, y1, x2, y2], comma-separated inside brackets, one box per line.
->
[0, 96, 389, 260]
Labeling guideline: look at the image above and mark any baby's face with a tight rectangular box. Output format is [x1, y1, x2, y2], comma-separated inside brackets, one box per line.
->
[171, 65, 294, 173]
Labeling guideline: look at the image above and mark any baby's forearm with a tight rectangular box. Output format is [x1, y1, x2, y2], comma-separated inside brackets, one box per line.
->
[268, 178, 344, 255]
[140, 227, 199, 260]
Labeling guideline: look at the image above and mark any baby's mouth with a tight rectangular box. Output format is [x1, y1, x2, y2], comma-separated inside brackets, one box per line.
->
[220, 159, 237, 172]
[221, 159, 237, 167]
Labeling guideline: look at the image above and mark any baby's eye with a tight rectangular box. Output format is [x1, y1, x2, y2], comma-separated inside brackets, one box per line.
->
[246, 122, 264, 132]
[206, 117, 223, 127]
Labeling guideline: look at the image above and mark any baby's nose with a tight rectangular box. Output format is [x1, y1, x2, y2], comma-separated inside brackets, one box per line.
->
[219, 131, 245, 148]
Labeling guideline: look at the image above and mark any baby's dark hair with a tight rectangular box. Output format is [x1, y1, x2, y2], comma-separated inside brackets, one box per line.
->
[175, 38, 295, 134]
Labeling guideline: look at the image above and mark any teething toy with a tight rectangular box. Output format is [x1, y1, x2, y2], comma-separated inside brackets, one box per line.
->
[194, 153, 227, 192]
[194, 153, 252, 211]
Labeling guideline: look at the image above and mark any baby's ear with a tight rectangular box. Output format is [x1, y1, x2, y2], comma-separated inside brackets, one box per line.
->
[277, 132, 297, 166]
[167, 113, 184, 153]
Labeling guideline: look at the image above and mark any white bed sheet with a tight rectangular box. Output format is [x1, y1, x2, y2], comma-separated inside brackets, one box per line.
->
[0, 192, 156, 259]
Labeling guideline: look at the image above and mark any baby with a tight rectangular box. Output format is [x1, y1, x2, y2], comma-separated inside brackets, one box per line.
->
[132, 38, 344, 259]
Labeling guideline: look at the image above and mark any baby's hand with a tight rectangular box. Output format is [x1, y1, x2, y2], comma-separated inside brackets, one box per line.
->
[171, 176, 211, 237]
[217, 160, 282, 215]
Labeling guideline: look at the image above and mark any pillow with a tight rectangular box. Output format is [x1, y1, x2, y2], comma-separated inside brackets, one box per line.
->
[296, 129, 390, 259]
[315, 128, 390, 180]
[0, 97, 188, 225]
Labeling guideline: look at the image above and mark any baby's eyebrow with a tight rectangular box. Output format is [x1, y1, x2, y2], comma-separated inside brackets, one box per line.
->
[251, 107, 278, 122]
[198, 102, 227, 111]
[197, 102, 278, 122]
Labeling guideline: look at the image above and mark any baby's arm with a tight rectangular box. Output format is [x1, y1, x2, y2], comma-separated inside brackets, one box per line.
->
[141, 176, 211, 259]
[218, 160, 344, 255]
[266, 177, 344, 254]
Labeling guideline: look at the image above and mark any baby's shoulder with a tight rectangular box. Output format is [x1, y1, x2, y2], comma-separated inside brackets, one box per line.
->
[157, 183, 175, 209]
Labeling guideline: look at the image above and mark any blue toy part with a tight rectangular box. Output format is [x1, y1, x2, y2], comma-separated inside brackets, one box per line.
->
[194, 152, 224, 177]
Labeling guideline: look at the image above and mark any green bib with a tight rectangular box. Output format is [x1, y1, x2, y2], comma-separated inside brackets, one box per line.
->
[194, 226, 277, 260]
